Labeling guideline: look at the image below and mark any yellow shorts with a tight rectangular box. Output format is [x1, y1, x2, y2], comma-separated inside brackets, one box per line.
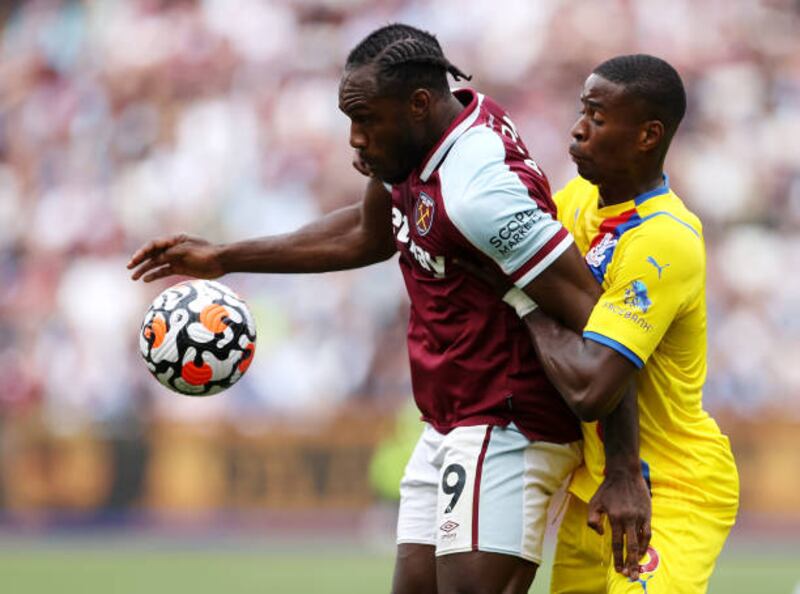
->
[550, 494, 737, 594]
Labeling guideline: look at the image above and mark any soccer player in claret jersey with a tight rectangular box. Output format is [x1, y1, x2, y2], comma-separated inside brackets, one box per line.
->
[128, 25, 650, 594]
[497, 55, 738, 593]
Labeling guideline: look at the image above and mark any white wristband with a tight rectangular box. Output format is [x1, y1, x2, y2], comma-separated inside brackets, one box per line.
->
[502, 287, 538, 318]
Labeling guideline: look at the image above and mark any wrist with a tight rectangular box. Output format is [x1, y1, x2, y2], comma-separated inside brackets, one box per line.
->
[214, 243, 233, 275]
[605, 456, 642, 477]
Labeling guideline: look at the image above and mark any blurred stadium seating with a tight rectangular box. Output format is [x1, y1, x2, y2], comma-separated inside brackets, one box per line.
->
[0, 0, 798, 536]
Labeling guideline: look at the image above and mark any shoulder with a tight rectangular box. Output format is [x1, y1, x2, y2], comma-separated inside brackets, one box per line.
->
[632, 195, 704, 248]
[616, 203, 705, 281]
[438, 125, 524, 215]
[440, 125, 506, 182]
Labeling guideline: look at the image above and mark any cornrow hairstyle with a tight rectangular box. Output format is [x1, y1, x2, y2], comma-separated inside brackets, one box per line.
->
[593, 54, 687, 140]
[346, 23, 471, 97]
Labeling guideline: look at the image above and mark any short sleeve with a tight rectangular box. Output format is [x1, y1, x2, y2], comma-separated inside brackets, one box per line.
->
[440, 127, 573, 287]
[583, 218, 704, 367]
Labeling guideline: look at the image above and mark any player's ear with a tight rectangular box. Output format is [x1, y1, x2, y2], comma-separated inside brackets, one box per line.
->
[639, 120, 664, 153]
[409, 88, 432, 121]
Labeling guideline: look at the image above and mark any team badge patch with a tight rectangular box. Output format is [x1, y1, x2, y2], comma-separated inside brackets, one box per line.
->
[624, 280, 652, 313]
[414, 192, 435, 236]
[630, 545, 659, 592]
[585, 233, 618, 267]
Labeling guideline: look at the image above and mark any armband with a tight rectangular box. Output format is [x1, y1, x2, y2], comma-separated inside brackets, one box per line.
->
[502, 287, 538, 318]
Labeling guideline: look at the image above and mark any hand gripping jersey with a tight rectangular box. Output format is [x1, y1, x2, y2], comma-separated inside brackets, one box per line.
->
[555, 176, 739, 507]
[387, 89, 579, 443]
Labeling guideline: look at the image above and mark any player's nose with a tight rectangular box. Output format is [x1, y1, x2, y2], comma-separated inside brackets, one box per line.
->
[349, 123, 367, 150]
[570, 117, 588, 143]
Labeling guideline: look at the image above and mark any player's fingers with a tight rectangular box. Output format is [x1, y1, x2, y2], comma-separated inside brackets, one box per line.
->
[586, 502, 605, 535]
[610, 520, 625, 574]
[624, 522, 640, 580]
[128, 240, 167, 269]
[638, 516, 652, 557]
[127, 235, 186, 268]
[130, 253, 171, 281]
[141, 264, 176, 283]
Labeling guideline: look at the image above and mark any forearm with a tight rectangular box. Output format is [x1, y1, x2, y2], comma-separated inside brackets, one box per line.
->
[522, 310, 627, 421]
[600, 385, 641, 474]
[218, 204, 395, 274]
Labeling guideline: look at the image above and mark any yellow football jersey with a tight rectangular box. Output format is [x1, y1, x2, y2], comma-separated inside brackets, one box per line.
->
[555, 176, 738, 509]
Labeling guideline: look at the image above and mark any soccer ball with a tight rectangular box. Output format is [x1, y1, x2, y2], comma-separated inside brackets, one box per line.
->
[139, 279, 256, 396]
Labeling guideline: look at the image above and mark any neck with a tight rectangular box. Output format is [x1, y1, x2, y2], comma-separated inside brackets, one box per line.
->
[422, 93, 467, 154]
[597, 170, 665, 207]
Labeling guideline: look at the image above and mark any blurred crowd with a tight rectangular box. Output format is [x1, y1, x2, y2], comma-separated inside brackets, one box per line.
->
[0, 0, 798, 439]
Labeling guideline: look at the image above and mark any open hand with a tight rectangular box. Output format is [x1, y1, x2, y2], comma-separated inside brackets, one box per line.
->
[587, 468, 651, 580]
[127, 234, 224, 282]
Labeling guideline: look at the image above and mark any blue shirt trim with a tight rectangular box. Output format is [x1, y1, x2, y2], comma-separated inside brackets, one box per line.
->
[583, 331, 644, 369]
[633, 174, 670, 206]
[640, 459, 653, 495]
[638, 211, 700, 237]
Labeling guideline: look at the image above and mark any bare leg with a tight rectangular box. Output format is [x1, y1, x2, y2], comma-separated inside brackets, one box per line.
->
[437, 551, 538, 594]
[391, 543, 438, 594]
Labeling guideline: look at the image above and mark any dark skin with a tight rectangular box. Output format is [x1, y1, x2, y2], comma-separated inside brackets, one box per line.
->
[534, 73, 671, 576]
[128, 65, 648, 593]
[464, 72, 672, 580]
[525, 73, 669, 422]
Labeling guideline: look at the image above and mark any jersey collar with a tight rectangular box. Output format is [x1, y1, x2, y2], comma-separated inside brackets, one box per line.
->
[419, 88, 483, 182]
[634, 174, 670, 205]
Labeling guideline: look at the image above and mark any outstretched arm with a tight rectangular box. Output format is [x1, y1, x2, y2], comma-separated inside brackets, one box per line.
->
[128, 177, 396, 282]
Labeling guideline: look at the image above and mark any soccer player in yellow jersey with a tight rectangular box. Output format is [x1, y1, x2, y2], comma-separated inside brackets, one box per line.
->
[511, 55, 739, 593]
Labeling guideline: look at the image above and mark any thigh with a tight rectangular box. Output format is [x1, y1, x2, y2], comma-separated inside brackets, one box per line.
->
[434, 424, 581, 563]
[392, 543, 437, 594]
[433, 424, 581, 593]
[606, 498, 737, 594]
[437, 550, 537, 594]
[550, 495, 608, 594]
[396, 425, 442, 548]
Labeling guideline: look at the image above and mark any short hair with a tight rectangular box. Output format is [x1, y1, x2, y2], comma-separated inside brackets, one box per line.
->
[345, 23, 470, 96]
[593, 54, 687, 139]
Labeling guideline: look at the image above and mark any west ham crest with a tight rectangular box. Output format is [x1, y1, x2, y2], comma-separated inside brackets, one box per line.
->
[415, 192, 435, 236]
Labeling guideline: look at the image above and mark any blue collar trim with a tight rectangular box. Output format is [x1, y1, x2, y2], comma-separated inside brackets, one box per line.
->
[633, 174, 670, 206]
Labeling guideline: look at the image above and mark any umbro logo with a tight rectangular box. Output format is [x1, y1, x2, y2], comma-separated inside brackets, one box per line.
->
[439, 520, 459, 533]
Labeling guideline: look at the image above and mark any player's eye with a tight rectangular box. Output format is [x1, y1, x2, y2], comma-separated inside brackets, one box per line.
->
[584, 107, 603, 125]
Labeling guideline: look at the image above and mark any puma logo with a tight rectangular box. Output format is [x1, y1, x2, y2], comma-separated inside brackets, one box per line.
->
[646, 256, 669, 279]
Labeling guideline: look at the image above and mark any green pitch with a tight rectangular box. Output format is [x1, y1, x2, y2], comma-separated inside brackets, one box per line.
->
[1, 543, 797, 593]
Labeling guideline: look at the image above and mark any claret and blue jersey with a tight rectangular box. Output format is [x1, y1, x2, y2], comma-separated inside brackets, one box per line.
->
[385, 88, 580, 444]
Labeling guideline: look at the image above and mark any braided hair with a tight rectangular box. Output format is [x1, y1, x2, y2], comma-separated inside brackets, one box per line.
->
[346, 24, 471, 96]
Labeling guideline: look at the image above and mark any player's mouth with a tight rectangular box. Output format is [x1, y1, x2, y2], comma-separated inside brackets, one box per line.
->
[568, 146, 591, 163]
[360, 154, 378, 173]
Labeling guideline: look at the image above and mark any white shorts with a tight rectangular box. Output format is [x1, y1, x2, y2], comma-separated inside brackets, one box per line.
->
[396, 423, 581, 564]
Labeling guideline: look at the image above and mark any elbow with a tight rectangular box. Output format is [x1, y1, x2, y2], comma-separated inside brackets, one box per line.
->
[570, 388, 612, 423]
[572, 398, 602, 423]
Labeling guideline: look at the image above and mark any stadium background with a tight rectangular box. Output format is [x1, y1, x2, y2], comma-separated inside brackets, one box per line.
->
[0, 0, 798, 592]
